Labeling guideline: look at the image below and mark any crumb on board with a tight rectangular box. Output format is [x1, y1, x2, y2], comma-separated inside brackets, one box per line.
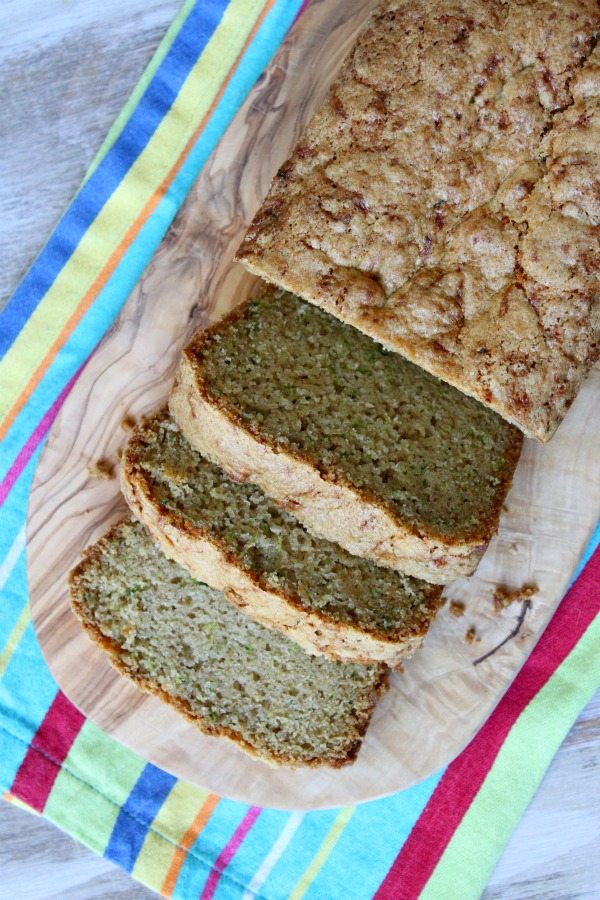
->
[87, 458, 115, 480]
[465, 626, 479, 645]
[493, 583, 537, 614]
[121, 414, 136, 431]
[449, 600, 465, 618]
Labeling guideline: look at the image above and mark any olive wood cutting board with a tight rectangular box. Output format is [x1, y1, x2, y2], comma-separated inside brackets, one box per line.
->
[28, 0, 600, 810]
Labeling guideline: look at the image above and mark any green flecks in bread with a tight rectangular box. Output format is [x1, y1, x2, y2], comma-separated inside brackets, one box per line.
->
[125, 411, 441, 646]
[199, 290, 522, 540]
[69, 520, 388, 768]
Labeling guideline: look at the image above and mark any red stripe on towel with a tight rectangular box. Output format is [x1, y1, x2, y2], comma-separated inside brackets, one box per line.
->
[374, 546, 600, 900]
[10, 692, 86, 812]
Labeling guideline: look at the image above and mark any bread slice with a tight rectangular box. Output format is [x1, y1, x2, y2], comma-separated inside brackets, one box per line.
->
[69, 519, 388, 768]
[121, 410, 442, 668]
[170, 288, 522, 583]
[237, 1, 600, 441]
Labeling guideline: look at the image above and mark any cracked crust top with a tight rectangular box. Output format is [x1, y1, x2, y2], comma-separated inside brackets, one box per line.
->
[238, 0, 600, 441]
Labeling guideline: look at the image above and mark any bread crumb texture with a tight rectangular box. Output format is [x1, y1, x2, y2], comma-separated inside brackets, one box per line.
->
[69, 520, 387, 767]
[465, 625, 479, 644]
[239, 0, 600, 441]
[87, 459, 115, 480]
[449, 600, 466, 617]
[199, 290, 521, 544]
[125, 411, 441, 643]
[493, 582, 537, 612]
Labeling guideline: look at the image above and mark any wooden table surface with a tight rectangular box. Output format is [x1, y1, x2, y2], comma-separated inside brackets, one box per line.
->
[1, 1, 599, 897]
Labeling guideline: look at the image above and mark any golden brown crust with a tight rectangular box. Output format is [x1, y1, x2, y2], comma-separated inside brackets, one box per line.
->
[120, 422, 441, 667]
[69, 523, 389, 769]
[238, 1, 600, 442]
[169, 295, 522, 584]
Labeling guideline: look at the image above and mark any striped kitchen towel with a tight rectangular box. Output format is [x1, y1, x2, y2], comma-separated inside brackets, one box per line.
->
[1, 1, 599, 898]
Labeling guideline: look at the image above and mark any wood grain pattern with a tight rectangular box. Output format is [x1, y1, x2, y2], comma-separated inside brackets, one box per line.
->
[27, 0, 600, 811]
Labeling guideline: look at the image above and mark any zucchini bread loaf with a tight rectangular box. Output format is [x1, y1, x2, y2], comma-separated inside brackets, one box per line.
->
[237, 0, 600, 441]
[121, 410, 442, 667]
[70, 520, 388, 768]
[170, 289, 522, 582]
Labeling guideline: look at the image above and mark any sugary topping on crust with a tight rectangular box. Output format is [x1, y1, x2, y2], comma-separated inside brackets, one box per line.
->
[239, 1, 600, 439]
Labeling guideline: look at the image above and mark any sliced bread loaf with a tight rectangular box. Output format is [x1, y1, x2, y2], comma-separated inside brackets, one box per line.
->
[121, 410, 442, 667]
[170, 288, 523, 583]
[69, 519, 388, 768]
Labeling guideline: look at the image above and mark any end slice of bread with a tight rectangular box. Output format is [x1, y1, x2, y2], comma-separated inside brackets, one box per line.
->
[121, 410, 442, 668]
[69, 519, 388, 768]
[170, 288, 523, 583]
